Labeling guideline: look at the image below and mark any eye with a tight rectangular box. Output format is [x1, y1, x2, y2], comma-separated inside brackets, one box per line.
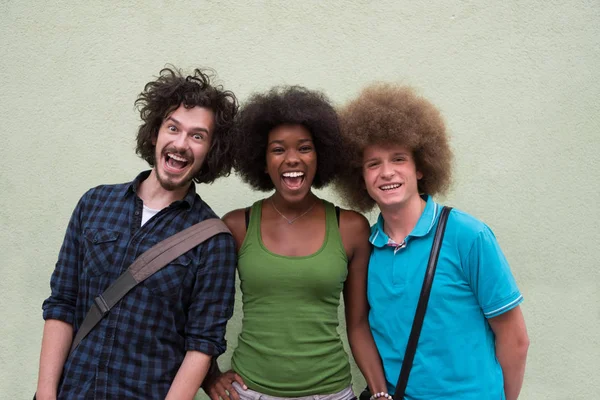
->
[271, 147, 285, 154]
[299, 145, 313, 153]
[167, 125, 177, 132]
[192, 133, 205, 141]
[392, 156, 406, 163]
[365, 161, 380, 169]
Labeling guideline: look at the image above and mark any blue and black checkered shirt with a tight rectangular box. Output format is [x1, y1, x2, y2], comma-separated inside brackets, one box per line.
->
[42, 171, 237, 399]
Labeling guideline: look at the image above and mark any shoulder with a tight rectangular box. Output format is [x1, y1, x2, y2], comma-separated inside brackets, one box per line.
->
[82, 181, 131, 202]
[321, 199, 369, 231]
[195, 198, 220, 220]
[336, 207, 370, 252]
[445, 207, 505, 260]
[222, 207, 252, 251]
[446, 207, 491, 240]
[338, 208, 370, 233]
[222, 208, 247, 231]
[74, 182, 128, 213]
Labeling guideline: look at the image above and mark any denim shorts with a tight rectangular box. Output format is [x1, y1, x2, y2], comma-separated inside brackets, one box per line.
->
[231, 382, 356, 400]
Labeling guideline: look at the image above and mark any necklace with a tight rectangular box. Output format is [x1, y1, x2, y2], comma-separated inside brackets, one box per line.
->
[271, 198, 316, 224]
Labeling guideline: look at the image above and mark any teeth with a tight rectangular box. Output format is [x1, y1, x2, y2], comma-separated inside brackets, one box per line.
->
[282, 172, 304, 178]
[168, 153, 187, 162]
[380, 183, 401, 191]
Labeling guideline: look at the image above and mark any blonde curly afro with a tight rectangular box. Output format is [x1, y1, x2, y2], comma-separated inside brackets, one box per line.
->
[336, 84, 453, 212]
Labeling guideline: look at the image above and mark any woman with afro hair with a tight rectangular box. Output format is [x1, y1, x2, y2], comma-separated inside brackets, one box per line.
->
[336, 84, 529, 400]
[204, 86, 388, 400]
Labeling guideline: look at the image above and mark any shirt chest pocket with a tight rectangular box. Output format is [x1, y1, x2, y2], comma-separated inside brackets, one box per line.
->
[83, 228, 121, 277]
[143, 254, 192, 299]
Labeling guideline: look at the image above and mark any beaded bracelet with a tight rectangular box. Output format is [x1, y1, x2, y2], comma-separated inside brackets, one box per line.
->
[369, 392, 393, 400]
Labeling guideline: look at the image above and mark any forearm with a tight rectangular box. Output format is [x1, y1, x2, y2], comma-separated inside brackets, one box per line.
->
[166, 350, 212, 400]
[496, 336, 529, 400]
[201, 357, 221, 390]
[37, 319, 73, 399]
[348, 322, 387, 393]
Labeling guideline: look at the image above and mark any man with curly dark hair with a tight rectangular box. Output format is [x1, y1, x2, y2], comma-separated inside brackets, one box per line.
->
[336, 84, 529, 400]
[36, 67, 238, 400]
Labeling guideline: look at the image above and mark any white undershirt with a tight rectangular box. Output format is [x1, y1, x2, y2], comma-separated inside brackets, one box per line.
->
[141, 204, 161, 226]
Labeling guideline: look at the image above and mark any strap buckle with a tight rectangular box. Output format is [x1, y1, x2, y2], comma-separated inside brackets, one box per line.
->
[93, 295, 110, 317]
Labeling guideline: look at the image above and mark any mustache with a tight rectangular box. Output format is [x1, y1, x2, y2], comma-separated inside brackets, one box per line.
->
[162, 146, 193, 161]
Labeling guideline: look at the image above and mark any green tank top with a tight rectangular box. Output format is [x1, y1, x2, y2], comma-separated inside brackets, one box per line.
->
[231, 200, 351, 397]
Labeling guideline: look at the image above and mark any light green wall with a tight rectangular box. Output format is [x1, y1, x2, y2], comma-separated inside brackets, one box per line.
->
[1, 1, 599, 398]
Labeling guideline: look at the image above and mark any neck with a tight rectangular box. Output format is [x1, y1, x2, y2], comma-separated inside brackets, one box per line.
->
[379, 195, 427, 243]
[270, 191, 317, 214]
[137, 169, 190, 210]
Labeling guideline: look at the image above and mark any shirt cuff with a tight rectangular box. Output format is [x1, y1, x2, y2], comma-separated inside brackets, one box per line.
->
[185, 338, 224, 357]
[483, 292, 524, 318]
[42, 306, 75, 325]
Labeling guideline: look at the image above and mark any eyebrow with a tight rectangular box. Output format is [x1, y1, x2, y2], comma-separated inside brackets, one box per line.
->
[363, 152, 409, 164]
[167, 116, 210, 134]
[268, 138, 314, 146]
[363, 157, 380, 164]
[364, 152, 409, 160]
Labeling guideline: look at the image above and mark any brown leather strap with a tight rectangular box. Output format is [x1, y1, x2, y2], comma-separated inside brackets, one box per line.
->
[69, 218, 230, 354]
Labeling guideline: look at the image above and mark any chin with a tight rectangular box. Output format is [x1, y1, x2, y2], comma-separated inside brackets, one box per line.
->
[158, 173, 191, 191]
[281, 188, 311, 201]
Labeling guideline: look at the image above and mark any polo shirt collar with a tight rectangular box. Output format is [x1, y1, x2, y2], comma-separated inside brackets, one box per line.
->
[369, 195, 440, 248]
[124, 170, 198, 208]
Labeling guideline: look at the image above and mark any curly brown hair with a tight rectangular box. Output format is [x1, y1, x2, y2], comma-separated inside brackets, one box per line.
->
[336, 83, 453, 212]
[233, 86, 342, 191]
[135, 67, 238, 184]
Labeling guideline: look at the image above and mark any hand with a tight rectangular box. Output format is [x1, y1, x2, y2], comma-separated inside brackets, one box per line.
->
[205, 370, 247, 400]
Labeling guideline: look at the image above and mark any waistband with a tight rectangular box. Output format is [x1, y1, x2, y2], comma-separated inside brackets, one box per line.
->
[232, 382, 356, 400]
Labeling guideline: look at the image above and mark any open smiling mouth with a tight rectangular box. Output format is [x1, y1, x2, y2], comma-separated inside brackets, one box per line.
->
[164, 152, 190, 172]
[379, 183, 402, 191]
[281, 171, 305, 190]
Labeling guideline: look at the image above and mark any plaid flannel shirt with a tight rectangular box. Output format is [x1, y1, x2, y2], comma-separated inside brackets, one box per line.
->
[42, 171, 236, 399]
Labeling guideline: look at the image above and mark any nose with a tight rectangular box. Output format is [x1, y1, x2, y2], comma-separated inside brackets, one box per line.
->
[380, 161, 395, 179]
[172, 132, 188, 149]
[285, 149, 300, 165]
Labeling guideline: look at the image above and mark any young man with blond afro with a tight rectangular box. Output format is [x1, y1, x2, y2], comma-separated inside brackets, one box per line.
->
[337, 84, 529, 400]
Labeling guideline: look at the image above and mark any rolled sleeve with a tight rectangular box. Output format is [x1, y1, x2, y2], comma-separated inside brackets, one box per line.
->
[42, 193, 87, 325]
[185, 232, 237, 355]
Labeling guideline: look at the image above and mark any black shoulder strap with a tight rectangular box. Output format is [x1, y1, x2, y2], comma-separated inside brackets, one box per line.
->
[244, 207, 251, 231]
[69, 218, 231, 355]
[394, 206, 452, 399]
[335, 206, 341, 227]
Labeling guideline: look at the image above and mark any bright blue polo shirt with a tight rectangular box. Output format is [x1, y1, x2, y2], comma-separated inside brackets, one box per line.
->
[368, 196, 523, 399]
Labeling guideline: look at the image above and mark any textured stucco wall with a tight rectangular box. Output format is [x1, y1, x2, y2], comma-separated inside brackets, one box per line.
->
[1, 1, 599, 398]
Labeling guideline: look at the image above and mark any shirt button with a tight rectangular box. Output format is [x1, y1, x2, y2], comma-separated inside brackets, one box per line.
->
[134, 210, 140, 216]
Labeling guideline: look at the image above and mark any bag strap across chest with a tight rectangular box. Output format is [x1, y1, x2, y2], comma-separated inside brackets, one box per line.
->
[70, 218, 230, 354]
[393, 206, 452, 399]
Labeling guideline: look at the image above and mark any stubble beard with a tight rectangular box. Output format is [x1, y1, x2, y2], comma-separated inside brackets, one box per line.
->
[154, 147, 199, 192]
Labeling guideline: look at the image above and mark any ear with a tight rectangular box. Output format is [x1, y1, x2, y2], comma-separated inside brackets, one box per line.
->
[151, 133, 157, 146]
[417, 171, 423, 180]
